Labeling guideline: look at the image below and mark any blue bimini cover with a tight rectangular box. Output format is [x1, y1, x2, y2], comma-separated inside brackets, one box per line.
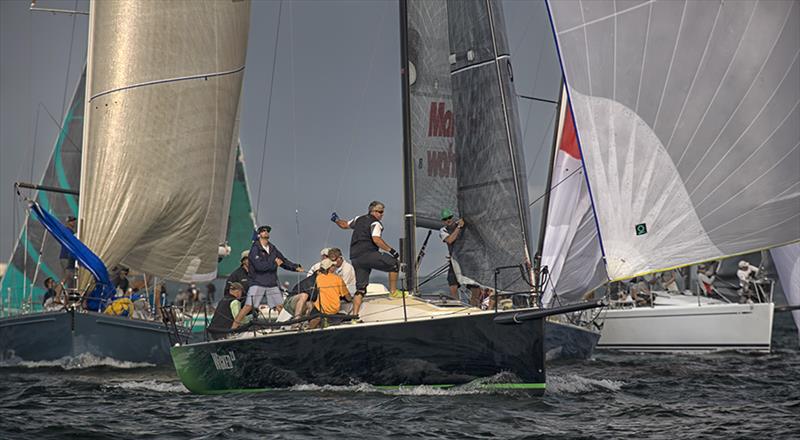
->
[29, 201, 115, 311]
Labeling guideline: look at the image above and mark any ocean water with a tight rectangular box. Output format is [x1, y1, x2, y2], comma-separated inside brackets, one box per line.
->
[1, 314, 797, 439]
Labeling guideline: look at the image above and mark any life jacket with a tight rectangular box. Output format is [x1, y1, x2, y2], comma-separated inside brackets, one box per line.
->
[104, 298, 134, 317]
[208, 294, 238, 332]
[350, 214, 380, 259]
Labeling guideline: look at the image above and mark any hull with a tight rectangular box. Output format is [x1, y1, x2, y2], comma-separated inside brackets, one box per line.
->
[171, 310, 545, 394]
[597, 302, 774, 352]
[0, 309, 186, 365]
[544, 319, 600, 360]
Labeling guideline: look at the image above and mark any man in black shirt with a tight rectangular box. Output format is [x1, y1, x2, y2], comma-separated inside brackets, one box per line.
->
[225, 250, 250, 297]
[333, 200, 399, 317]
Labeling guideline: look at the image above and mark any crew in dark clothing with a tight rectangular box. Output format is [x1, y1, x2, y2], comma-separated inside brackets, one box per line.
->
[59, 216, 77, 286]
[207, 282, 248, 340]
[225, 250, 251, 296]
[232, 225, 304, 329]
[332, 200, 399, 317]
[111, 266, 130, 293]
[42, 277, 58, 306]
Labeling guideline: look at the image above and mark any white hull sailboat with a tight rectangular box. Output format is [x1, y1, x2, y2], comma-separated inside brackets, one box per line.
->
[598, 298, 774, 352]
[546, 0, 799, 353]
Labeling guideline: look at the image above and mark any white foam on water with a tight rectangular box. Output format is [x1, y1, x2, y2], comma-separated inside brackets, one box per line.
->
[546, 374, 624, 394]
[104, 380, 189, 394]
[0, 353, 155, 370]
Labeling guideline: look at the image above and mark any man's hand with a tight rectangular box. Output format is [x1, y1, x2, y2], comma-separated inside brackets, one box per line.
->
[296, 266, 304, 273]
[389, 248, 400, 259]
[275, 257, 284, 266]
[456, 218, 465, 228]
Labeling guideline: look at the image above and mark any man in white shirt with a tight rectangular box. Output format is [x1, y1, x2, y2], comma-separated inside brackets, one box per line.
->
[737, 260, 760, 303]
[307, 248, 356, 295]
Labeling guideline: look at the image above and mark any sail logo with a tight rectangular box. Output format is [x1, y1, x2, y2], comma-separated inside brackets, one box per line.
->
[428, 101, 454, 138]
[427, 144, 456, 178]
[426, 101, 456, 178]
[211, 351, 236, 370]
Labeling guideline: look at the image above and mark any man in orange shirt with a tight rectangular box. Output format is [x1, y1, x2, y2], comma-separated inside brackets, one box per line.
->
[309, 258, 352, 329]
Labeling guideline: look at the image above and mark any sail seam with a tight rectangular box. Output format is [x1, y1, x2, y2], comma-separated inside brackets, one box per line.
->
[555, 0, 654, 36]
[89, 66, 245, 102]
[449, 54, 509, 76]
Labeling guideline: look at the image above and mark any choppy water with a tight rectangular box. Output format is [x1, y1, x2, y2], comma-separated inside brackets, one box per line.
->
[1, 314, 797, 439]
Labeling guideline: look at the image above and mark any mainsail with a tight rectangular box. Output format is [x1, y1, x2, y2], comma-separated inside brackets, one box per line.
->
[548, 0, 800, 280]
[0, 70, 85, 314]
[447, 0, 534, 291]
[407, 0, 458, 230]
[79, 0, 251, 283]
[541, 91, 606, 306]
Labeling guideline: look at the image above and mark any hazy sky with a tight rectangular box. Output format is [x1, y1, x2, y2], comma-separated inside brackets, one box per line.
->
[0, 0, 561, 280]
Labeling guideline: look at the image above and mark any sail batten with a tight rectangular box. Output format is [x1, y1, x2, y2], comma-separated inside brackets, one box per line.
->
[548, 0, 800, 280]
[79, 0, 251, 283]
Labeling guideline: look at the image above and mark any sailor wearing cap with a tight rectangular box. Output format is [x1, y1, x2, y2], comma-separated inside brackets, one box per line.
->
[233, 225, 304, 329]
[225, 249, 251, 297]
[439, 208, 465, 300]
[208, 282, 249, 339]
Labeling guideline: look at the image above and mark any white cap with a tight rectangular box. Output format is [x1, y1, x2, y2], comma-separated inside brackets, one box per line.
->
[320, 258, 335, 270]
[320, 247, 330, 257]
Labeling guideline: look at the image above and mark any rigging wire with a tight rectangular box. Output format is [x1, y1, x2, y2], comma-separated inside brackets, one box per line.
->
[288, 1, 301, 268]
[528, 166, 583, 208]
[323, 1, 391, 246]
[255, 0, 284, 220]
[59, 0, 79, 118]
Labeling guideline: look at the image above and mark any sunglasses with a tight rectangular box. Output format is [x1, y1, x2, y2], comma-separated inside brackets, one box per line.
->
[374, 210, 384, 213]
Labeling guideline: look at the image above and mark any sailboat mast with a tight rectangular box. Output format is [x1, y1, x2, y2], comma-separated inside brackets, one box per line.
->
[399, 0, 416, 294]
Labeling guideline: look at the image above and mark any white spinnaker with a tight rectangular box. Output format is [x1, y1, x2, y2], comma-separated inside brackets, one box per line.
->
[79, 0, 251, 282]
[771, 243, 800, 340]
[548, 0, 800, 280]
[541, 90, 606, 306]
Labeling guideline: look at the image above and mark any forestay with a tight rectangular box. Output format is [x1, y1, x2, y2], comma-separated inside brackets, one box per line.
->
[79, 0, 251, 282]
[548, 0, 800, 280]
[448, 0, 534, 291]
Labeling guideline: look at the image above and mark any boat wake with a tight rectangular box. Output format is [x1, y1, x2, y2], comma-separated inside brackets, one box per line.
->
[0, 353, 155, 370]
[287, 373, 538, 396]
[102, 380, 189, 394]
[546, 374, 623, 394]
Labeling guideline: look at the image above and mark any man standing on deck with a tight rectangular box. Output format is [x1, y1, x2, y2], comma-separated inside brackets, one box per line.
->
[439, 208, 465, 300]
[232, 225, 304, 329]
[59, 216, 77, 287]
[332, 201, 399, 318]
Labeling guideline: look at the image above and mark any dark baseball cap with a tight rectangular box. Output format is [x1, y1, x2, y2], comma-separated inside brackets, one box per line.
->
[257, 225, 271, 233]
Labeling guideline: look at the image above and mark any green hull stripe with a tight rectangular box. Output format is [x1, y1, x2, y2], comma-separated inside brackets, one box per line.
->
[181, 383, 546, 394]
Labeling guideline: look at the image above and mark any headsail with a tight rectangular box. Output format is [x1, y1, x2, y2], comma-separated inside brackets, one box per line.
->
[548, 0, 800, 280]
[79, 0, 251, 283]
[407, 0, 458, 230]
[541, 90, 606, 306]
[0, 70, 85, 314]
[771, 243, 800, 339]
[448, 0, 534, 291]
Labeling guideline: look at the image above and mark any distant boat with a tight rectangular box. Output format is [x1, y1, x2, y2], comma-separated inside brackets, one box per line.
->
[547, 0, 799, 352]
[0, 0, 251, 365]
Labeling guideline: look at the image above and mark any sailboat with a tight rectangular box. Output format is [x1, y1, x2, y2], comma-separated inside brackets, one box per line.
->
[546, 0, 799, 352]
[771, 243, 800, 342]
[0, 0, 251, 364]
[169, 0, 607, 394]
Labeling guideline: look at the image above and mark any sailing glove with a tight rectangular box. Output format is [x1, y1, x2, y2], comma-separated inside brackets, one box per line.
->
[389, 248, 400, 259]
[330, 212, 339, 222]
